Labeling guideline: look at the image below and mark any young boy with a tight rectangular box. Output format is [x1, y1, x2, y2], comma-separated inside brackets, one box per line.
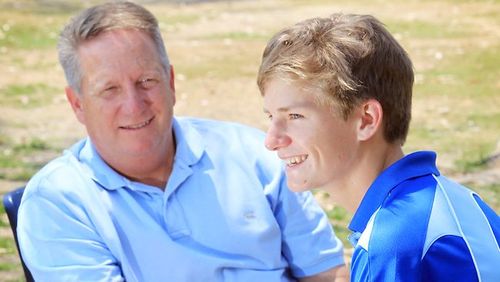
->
[258, 13, 499, 281]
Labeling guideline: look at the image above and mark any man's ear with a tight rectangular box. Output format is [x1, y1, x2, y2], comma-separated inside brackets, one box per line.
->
[65, 86, 86, 125]
[168, 65, 176, 105]
[357, 99, 383, 141]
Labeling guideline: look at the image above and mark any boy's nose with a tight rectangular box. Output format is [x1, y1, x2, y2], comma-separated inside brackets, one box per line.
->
[264, 125, 291, 151]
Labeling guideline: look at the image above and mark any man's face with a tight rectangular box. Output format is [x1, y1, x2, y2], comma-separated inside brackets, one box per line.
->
[263, 78, 359, 192]
[67, 29, 176, 165]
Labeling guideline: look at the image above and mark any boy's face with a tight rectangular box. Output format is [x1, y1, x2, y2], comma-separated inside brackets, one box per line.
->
[263, 77, 360, 192]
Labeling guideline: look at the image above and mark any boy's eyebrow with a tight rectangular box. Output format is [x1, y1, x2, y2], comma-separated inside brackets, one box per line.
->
[263, 101, 315, 114]
[263, 106, 290, 114]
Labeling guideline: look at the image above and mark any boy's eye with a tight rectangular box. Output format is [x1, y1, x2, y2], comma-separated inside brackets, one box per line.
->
[289, 113, 303, 119]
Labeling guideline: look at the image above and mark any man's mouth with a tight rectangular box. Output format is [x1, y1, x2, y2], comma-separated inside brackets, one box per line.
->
[120, 117, 154, 130]
[285, 155, 308, 167]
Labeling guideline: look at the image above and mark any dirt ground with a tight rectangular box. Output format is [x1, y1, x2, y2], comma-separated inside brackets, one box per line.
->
[0, 0, 499, 280]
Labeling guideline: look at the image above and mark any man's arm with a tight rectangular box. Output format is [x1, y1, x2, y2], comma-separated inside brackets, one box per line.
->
[18, 184, 124, 281]
[299, 264, 350, 282]
[273, 184, 346, 278]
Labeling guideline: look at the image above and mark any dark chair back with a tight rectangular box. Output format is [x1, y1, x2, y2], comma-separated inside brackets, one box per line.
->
[3, 186, 35, 282]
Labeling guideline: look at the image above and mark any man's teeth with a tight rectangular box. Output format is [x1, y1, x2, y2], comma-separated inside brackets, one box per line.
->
[123, 119, 151, 129]
[287, 155, 307, 166]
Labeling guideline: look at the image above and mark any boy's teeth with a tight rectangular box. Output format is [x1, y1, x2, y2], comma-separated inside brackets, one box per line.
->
[287, 155, 307, 165]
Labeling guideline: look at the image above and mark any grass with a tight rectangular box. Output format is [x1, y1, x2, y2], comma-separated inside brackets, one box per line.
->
[0, 10, 68, 50]
[0, 23, 58, 49]
[327, 206, 352, 246]
[386, 19, 472, 39]
[0, 238, 16, 255]
[0, 204, 9, 228]
[158, 13, 202, 27]
[172, 40, 263, 79]
[455, 144, 498, 173]
[0, 235, 17, 264]
[472, 183, 500, 209]
[0, 261, 17, 272]
[409, 44, 500, 173]
[201, 31, 270, 41]
[0, 138, 54, 181]
[1, 83, 59, 107]
[0, 204, 19, 276]
[417, 48, 499, 99]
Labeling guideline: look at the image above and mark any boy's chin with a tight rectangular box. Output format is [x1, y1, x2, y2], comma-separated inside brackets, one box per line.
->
[287, 181, 312, 193]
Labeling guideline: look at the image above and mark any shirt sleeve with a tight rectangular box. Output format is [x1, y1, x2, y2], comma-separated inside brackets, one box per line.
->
[17, 180, 124, 282]
[421, 235, 478, 282]
[272, 175, 345, 277]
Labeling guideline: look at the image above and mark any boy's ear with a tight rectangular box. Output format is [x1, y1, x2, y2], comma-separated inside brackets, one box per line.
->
[65, 86, 86, 125]
[357, 99, 383, 141]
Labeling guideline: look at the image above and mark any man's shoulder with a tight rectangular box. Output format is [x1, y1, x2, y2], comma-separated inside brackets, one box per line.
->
[23, 140, 90, 200]
[29, 150, 79, 182]
[176, 117, 269, 153]
[175, 117, 281, 172]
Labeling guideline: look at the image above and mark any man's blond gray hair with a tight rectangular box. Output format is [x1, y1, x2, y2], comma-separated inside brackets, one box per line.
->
[58, 1, 170, 94]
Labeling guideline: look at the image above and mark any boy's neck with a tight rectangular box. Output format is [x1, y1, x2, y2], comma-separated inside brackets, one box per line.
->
[326, 141, 404, 214]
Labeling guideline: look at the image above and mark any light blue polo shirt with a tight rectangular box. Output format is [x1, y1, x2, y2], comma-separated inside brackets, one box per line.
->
[18, 117, 344, 281]
[348, 151, 500, 281]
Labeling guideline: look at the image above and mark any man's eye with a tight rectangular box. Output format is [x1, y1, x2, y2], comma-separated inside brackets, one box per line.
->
[100, 86, 118, 97]
[289, 113, 303, 119]
[139, 78, 158, 89]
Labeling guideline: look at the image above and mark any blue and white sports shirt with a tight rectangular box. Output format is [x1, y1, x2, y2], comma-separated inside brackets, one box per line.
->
[348, 151, 499, 281]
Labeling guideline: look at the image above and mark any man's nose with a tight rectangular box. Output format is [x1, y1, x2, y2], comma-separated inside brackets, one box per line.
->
[123, 86, 148, 113]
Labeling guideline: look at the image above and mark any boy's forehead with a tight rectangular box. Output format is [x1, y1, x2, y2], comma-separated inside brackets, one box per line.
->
[269, 76, 329, 98]
[263, 78, 325, 109]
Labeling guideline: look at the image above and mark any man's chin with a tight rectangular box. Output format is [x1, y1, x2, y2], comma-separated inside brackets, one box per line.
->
[117, 144, 155, 157]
